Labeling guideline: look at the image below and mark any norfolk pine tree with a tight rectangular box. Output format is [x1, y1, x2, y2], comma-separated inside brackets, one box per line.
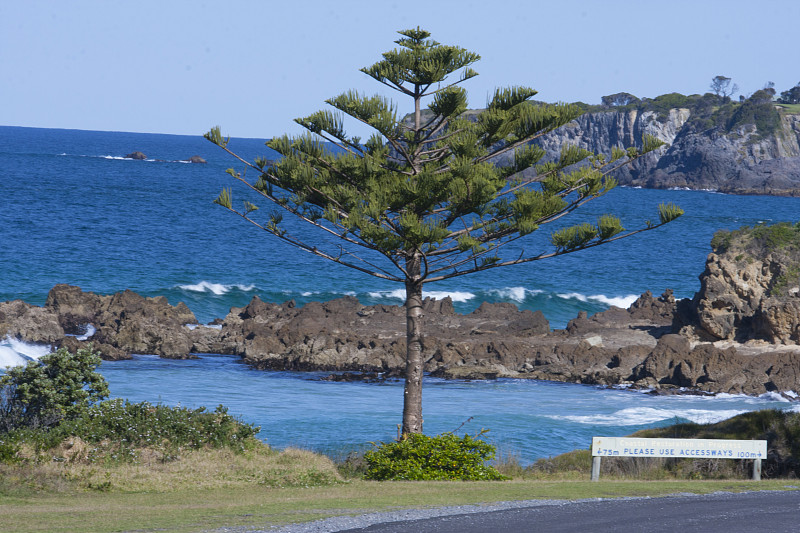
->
[205, 28, 683, 436]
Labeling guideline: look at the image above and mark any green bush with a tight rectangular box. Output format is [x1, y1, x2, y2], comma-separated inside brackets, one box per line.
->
[711, 222, 800, 254]
[53, 399, 259, 456]
[710, 229, 735, 253]
[646, 92, 696, 119]
[0, 399, 261, 465]
[0, 347, 109, 432]
[727, 90, 781, 137]
[364, 432, 509, 481]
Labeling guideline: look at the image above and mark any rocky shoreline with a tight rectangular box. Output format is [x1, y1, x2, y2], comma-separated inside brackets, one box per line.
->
[2, 226, 799, 397]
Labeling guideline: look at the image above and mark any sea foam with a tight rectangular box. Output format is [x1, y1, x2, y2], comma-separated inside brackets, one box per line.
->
[557, 292, 639, 309]
[178, 281, 256, 295]
[488, 287, 542, 302]
[0, 336, 52, 369]
[549, 407, 747, 426]
[67, 324, 96, 341]
[368, 288, 475, 303]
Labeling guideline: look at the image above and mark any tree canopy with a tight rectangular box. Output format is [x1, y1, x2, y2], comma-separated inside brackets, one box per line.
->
[710, 75, 738, 99]
[0, 347, 109, 432]
[601, 92, 640, 107]
[778, 82, 800, 105]
[206, 28, 683, 435]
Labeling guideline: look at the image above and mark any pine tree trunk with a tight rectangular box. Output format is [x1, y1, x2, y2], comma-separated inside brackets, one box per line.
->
[402, 252, 424, 436]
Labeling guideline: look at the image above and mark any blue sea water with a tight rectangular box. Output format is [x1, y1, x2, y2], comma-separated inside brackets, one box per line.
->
[2, 125, 800, 462]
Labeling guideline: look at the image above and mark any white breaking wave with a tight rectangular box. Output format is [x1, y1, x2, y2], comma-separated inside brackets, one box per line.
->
[76, 324, 96, 341]
[185, 324, 222, 331]
[178, 281, 256, 295]
[368, 288, 475, 303]
[715, 391, 793, 404]
[590, 294, 639, 308]
[425, 290, 474, 302]
[548, 407, 747, 426]
[300, 291, 356, 298]
[758, 391, 792, 403]
[557, 292, 638, 309]
[0, 336, 52, 369]
[488, 287, 542, 302]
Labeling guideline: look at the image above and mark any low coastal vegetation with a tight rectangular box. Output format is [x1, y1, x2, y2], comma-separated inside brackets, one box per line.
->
[710, 220, 800, 255]
[363, 431, 508, 481]
[710, 221, 800, 297]
[528, 409, 800, 481]
[2, 348, 800, 531]
[579, 87, 795, 140]
[3, 348, 800, 491]
[0, 347, 342, 494]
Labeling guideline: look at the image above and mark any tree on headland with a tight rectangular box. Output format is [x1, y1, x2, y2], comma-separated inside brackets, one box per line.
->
[710, 75, 738, 99]
[777, 81, 800, 105]
[601, 92, 640, 107]
[205, 28, 683, 436]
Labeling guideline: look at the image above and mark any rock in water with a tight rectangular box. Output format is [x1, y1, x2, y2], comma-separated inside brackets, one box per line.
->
[689, 223, 800, 343]
[4, 225, 800, 398]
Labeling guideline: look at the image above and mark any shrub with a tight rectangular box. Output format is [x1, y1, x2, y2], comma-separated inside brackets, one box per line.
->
[0, 399, 262, 465]
[727, 89, 781, 137]
[711, 222, 800, 255]
[363, 432, 509, 481]
[645, 92, 695, 117]
[0, 347, 109, 432]
[52, 399, 260, 459]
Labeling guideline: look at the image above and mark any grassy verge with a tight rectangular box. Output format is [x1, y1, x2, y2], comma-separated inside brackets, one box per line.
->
[776, 103, 800, 114]
[3, 358, 800, 533]
[1, 478, 796, 533]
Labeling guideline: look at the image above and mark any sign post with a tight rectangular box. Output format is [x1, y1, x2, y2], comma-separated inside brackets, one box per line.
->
[590, 437, 767, 481]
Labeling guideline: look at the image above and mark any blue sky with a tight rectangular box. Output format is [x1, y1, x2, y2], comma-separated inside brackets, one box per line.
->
[2, 0, 797, 139]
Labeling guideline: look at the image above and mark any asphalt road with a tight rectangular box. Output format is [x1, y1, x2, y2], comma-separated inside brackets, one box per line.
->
[336, 491, 800, 533]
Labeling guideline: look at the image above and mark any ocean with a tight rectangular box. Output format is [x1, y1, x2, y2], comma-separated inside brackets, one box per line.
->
[2, 125, 800, 462]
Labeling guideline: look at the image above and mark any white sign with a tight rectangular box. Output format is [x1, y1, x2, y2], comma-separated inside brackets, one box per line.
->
[592, 437, 766, 459]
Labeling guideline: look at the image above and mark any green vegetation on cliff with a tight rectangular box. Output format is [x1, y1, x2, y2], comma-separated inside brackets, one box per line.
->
[582, 89, 785, 138]
[711, 221, 800, 255]
[710, 221, 800, 297]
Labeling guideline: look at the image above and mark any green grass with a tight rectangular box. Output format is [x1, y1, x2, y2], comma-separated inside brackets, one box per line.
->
[776, 103, 800, 114]
[0, 479, 795, 532]
[4, 389, 800, 532]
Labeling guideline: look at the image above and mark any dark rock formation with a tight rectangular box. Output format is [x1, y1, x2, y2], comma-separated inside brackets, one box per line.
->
[683, 225, 800, 343]
[495, 106, 800, 196]
[2, 284, 198, 360]
[3, 222, 800, 397]
[122, 152, 207, 164]
[645, 122, 800, 195]
[0, 299, 64, 343]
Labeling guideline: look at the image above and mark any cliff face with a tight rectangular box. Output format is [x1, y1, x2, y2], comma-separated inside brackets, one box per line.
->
[528, 108, 800, 195]
[682, 224, 800, 344]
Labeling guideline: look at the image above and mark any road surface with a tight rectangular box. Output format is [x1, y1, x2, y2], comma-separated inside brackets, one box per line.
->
[333, 490, 800, 533]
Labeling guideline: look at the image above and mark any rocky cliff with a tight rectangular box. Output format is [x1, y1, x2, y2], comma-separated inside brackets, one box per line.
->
[682, 222, 800, 344]
[513, 100, 800, 195]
